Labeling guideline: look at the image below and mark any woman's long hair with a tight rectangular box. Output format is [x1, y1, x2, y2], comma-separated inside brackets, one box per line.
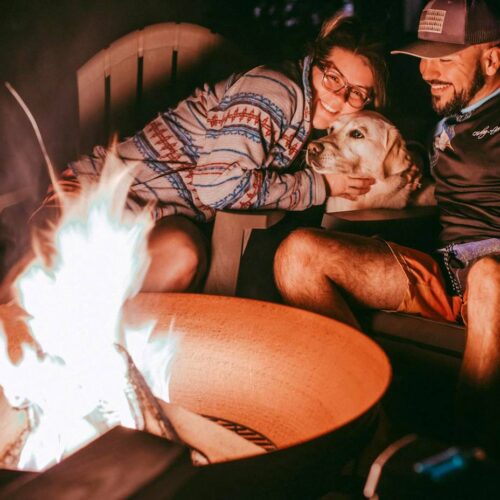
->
[310, 15, 388, 110]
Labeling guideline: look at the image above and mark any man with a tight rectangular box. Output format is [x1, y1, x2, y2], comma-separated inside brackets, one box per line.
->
[274, 0, 500, 456]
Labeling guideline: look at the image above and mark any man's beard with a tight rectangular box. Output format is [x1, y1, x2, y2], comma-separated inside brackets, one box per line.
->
[431, 62, 485, 116]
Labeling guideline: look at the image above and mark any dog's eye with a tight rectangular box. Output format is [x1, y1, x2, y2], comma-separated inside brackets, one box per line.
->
[349, 129, 365, 139]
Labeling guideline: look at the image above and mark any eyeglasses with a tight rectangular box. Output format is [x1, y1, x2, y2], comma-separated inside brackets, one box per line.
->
[316, 61, 372, 109]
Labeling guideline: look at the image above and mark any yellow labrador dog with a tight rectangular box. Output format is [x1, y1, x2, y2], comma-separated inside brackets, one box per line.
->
[306, 111, 434, 212]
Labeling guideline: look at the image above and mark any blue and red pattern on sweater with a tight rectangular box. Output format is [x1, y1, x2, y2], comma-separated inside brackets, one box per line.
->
[65, 56, 326, 222]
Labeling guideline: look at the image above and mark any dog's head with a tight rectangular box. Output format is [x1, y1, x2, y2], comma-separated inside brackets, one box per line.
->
[306, 111, 411, 180]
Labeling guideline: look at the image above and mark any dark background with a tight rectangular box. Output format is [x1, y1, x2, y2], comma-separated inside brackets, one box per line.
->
[0, 0, 431, 277]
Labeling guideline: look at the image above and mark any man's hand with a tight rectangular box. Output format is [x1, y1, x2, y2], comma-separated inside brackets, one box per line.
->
[401, 164, 422, 192]
[323, 173, 375, 201]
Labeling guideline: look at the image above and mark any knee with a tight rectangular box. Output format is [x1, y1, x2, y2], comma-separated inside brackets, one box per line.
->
[275, 228, 319, 267]
[465, 256, 500, 345]
[146, 229, 207, 293]
[171, 241, 206, 290]
[274, 228, 323, 289]
[467, 255, 500, 294]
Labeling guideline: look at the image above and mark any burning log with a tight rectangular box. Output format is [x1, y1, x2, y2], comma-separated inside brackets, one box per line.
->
[114, 343, 181, 443]
[0, 303, 35, 470]
[0, 390, 30, 470]
[0, 149, 263, 472]
[0, 324, 264, 471]
[115, 341, 264, 465]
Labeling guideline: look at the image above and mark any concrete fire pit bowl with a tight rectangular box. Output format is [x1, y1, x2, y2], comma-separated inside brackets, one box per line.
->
[124, 293, 391, 498]
[0, 292, 391, 498]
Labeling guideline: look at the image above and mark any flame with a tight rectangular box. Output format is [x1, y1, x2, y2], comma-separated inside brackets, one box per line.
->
[0, 152, 177, 471]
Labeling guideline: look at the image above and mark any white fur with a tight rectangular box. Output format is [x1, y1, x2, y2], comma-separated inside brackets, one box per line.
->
[306, 111, 433, 212]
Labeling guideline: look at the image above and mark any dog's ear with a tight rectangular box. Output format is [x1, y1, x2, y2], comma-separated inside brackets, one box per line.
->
[382, 126, 411, 176]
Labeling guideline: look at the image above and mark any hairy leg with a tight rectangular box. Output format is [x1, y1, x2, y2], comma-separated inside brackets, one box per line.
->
[456, 255, 500, 455]
[274, 228, 408, 329]
[142, 216, 208, 293]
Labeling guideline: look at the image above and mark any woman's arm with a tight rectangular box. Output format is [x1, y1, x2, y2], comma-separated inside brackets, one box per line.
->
[192, 67, 327, 211]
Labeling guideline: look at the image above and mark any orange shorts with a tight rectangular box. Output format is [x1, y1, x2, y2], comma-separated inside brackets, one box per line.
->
[384, 241, 465, 324]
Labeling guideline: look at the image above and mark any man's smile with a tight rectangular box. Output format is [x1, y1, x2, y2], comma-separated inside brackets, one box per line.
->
[426, 80, 453, 96]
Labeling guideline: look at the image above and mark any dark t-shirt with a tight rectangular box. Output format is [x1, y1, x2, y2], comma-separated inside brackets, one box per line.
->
[431, 91, 499, 246]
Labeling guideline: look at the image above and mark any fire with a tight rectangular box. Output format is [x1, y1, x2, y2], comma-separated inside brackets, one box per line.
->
[0, 153, 177, 471]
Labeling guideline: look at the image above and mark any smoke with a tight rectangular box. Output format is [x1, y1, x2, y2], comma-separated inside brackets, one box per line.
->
[0, 0, 208, 281]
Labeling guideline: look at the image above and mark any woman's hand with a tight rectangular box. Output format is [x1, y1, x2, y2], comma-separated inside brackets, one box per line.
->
[323, 173, 375, 201]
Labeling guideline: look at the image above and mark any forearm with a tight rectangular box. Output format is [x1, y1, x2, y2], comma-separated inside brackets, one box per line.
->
[194, 166, 326, 211]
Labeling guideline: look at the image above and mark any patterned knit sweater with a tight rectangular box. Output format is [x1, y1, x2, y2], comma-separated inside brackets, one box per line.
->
[67, 56, 327, 222]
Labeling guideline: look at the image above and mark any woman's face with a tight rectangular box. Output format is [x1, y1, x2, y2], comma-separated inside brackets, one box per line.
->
[311, 47, 375, 129]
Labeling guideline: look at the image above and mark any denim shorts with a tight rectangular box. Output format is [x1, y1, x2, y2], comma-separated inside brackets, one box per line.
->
[436, 238, 500, 297]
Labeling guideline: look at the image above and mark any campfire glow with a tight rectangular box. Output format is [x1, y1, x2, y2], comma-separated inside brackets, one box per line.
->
[0, 84, 392, 498]
[0, 155, 178, 471]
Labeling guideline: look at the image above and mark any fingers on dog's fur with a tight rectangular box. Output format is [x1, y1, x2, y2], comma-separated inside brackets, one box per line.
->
[410, 179, 437, 206]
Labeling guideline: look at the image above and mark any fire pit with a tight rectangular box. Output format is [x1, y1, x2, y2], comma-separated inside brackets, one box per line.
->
[135, 293, 391, 496]
[1, 291, 390, 497]
[0, 135, 392, 497]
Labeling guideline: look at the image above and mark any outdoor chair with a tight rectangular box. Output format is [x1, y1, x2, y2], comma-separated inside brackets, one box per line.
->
[76, 22, 286, 296]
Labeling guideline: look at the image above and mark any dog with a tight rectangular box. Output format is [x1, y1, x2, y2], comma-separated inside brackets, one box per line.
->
[306, 110, 435, 212]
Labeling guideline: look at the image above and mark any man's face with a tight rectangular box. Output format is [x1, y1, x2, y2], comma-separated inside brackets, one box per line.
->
[419, 45, 486, 116]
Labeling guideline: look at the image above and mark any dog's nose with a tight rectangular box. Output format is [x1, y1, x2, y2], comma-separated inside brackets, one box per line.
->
[307, 141, 324, 156]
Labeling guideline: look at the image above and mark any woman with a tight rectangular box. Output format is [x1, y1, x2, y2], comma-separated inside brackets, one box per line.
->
[35, 15, 388, 294]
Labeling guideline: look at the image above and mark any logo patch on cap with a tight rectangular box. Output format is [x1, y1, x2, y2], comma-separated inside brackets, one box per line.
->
[419, 9, 446, 34]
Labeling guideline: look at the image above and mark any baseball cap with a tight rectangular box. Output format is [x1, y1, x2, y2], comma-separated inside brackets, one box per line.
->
[391, 0, 500, 59]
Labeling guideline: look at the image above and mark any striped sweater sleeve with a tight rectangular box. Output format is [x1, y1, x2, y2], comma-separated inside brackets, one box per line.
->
[192, 68, 326, 211]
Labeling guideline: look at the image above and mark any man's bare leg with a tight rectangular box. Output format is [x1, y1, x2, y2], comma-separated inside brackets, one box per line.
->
[456, 255, 500, 456]
[274, 228, 408, 329]
[142, 216, 208, 293]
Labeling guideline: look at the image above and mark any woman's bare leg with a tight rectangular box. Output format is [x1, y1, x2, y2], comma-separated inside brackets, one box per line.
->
[142, 216, 209, 293]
